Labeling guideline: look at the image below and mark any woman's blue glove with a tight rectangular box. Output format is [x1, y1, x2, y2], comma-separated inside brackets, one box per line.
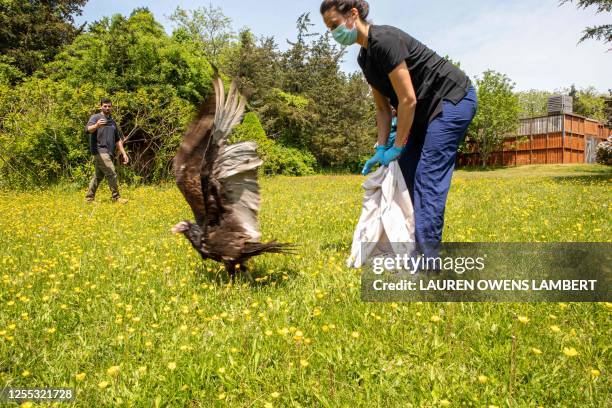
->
[381, 146, 404, 166]
[361, 146, 387, 175]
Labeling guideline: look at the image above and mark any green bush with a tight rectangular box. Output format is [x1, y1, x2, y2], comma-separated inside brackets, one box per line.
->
[0, 77, 193, 188]
[263, 144, 317, 176]
[0, 9, 206, 189]
[0, 56, 23, 85]
[0, 79, 102, 188]
[596, 136, 612, 165]
[229, 112, 316, 176]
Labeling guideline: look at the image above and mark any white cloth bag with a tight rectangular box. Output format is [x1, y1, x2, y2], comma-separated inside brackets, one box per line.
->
[346, 161, 416, 268]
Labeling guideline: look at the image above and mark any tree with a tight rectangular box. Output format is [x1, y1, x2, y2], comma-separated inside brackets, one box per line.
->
[516, 90, 553, 118]
[45, 9, 212, 103]
[281, 13, 318, 94]
[443, 55, 462, 68]
[468, 70, 520, 167]
[169, 4, 235, 65]
[305, 32, 374, 168]
[0, 0, 88, 78]
[560, 0, 611, 47]
[567, 84, 607, 121]
[225, 29, 281, 105]
[0, 9, 211, 187]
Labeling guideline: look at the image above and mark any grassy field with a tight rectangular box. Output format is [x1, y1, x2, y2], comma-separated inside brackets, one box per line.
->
[0, 164, 610, 407]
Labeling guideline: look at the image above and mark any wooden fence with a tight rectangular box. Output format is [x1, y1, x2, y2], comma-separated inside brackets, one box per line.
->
[458, 113, 611, 167]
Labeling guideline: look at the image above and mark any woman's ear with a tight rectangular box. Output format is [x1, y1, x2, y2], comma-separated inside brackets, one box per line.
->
[347, 8, 359, 29]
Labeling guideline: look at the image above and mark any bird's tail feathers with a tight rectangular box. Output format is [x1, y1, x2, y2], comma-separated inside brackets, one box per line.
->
[242, 241, 298, 257]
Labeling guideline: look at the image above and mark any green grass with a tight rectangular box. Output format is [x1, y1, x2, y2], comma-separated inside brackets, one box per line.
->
[0, 164, 610, 407]
[454, 163, 612, 179]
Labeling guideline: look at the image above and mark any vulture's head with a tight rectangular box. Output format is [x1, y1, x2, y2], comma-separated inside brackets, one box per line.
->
[171, 220, 203, 248]
[171, 221, 192, 234]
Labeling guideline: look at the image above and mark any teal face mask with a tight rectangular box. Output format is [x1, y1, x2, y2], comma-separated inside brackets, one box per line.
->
[332, 22, 358, 46]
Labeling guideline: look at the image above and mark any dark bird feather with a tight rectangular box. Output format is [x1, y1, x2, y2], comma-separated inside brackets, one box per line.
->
[173, 72, 295, 281]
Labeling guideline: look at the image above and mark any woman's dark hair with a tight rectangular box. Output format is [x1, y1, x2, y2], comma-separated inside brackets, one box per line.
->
[320, 0, 370, 20]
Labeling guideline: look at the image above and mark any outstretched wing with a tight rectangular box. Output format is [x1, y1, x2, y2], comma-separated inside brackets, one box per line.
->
[212, 141, 263, 242]
[174, 72, 263, 243]
[203, 76, 263, 242]
[173, 80, 217, 226]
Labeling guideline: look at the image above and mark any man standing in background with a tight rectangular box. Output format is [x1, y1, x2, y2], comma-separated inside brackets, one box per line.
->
[84, 98, 129, 203]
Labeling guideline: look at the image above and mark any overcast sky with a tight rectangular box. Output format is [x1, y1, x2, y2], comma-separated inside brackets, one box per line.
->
[75, 0, 611, 92]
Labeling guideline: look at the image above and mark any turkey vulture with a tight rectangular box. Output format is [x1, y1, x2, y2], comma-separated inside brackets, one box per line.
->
[172, 72, 294, 281]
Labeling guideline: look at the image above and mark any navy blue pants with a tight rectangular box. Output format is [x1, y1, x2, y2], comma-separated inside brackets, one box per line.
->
[398, 86, 478, 258]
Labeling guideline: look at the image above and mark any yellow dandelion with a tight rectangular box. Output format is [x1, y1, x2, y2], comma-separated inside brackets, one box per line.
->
[430, 315, 441, 323]
[300, 359, 309, 368]
[264, 403, 273, 408]
[217, 392, 226, 400]
[321, 325, 329, 332]
[218, 367, 226, 374]
[563, 347, 578, 357]
[46, 327, 56, 334]
[21, 370, 30, 377]
[106, 365, 120, 377]
[517, 315, 529, 324]
[167, 362, 177, 371]
[98, 381, 109, 389]
[478, 375, 488, 384]
[550, 325, 561, 333]
[180, 384, 189, 391]
[531, 347, 543, 355]
[75, 372, 86, 382]
[270, 391, 280, 399]
[138, 366, 147, 374]
[351, 331, 360, 338]
[590, 369, 600, 378]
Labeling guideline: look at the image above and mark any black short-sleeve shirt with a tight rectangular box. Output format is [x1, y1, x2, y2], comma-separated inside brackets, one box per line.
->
[85, 113, 122, 156]
[358, 25, 472, 138]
